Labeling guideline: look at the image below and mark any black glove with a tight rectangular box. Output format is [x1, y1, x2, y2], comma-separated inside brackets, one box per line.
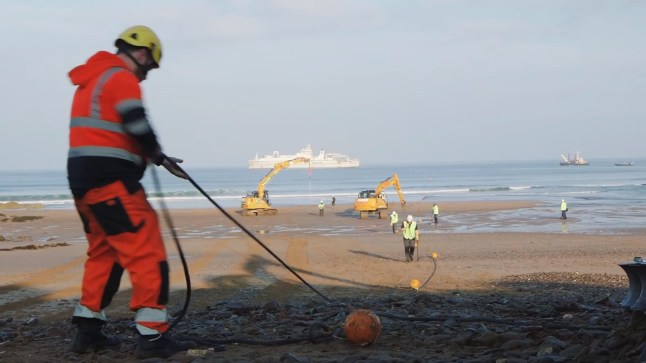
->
[162, 156, 187, 179]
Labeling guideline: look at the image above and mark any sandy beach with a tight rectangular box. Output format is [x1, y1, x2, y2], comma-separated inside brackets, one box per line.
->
[0, 201, 644, 362]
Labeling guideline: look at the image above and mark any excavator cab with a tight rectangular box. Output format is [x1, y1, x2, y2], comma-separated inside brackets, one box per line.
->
[241, 190, 274, 216]
[243, 190, 270, 205]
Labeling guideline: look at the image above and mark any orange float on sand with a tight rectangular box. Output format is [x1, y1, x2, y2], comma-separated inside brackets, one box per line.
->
[410, 279, 421, 290]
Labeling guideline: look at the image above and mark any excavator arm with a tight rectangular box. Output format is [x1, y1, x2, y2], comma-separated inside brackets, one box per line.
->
[374, 174, 406, 207]
[242, 156, 310, 216]
[256, 157, 310, 198]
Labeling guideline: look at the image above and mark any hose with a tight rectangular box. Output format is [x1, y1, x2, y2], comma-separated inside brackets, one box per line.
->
[151, 166, 191, 330]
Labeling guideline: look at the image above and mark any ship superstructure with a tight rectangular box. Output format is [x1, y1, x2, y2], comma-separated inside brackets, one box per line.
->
[560, 152, 589, 166]
[248, 144, 360, 169]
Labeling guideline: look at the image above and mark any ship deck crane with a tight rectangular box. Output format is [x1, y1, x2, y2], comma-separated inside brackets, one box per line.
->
[354, 173, 406, 219]
[241, 157, 310, 216]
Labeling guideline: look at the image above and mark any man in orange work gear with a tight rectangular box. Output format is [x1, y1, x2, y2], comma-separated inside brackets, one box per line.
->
[67, 25, 195, 359]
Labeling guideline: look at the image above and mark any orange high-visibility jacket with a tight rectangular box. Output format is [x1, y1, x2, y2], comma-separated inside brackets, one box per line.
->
[67, 51, 162, 193]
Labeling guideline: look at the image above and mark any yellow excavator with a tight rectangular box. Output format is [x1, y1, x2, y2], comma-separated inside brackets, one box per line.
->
[354, 173, 406, 219]
[241, 157, 310, 216]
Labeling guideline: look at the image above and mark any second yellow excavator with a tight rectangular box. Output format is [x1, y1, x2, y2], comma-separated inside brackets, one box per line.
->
[241, 157, 310, 216]
[354, 173, 406, 219]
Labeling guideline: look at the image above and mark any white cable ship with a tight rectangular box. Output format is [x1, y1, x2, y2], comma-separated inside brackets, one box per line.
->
[248, 144, 360, 169]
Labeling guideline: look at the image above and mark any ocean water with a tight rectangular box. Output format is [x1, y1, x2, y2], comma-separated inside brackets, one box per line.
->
[1, 159, 645, 234]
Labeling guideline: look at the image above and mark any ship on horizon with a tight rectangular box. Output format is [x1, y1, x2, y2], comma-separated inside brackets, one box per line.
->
[248, 144, 360, 169]
[560, 152, 589, 166]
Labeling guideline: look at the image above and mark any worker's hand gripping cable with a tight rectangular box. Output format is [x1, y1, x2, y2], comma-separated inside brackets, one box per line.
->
[162, 155, 188, 179]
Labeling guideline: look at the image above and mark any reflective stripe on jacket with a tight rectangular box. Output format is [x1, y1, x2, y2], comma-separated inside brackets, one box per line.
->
[68, 65, 146, 166]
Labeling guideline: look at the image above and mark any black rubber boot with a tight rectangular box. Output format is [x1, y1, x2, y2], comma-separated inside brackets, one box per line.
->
[70, 317, 121, 353]
[136, 332, 197, 359]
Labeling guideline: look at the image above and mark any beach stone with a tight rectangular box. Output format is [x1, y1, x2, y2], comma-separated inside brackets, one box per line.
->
[451, 330, 476, 345]
[539, 336, 567, 351]
[412, 322, 434, 331]
[263, 300, 281, 313]
[534, 357, 568, 363]
[0, 330, 14, 341]
[560, 344, 583, 358]
[474, 331, 502, 347]
[604, 336, 625, 350]
[280, 352, 308, 363]
[580, 329, 610, 338]
[499, 338, 531, 350]
[537, 344, 554, 357]
[340, 355, 367, 363]
[427, 333, 451, 342]
[587, 315, 602, 325]
[499, 332, 526, 342]
[495, 359, 527, 363]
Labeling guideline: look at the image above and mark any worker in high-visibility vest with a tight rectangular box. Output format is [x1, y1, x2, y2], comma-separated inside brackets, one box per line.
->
[67, 25, 194, 359]
[400, 215, 419, 262]
[560, 199, 568, 220]
[390, 210, 399, 234]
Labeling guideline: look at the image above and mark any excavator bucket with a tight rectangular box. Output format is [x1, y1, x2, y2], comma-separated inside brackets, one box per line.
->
[619, 257, 646, 311]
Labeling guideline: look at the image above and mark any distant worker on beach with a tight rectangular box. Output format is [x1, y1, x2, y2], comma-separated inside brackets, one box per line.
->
[560, 199, 568, 220]
[400, 215, 419, 262]
[66, 26, 194, 359]
[331, 196, 336, 206]
[390, 210, 399, 234]
[319, 200, 325, 216]
[432, 203, 439, 224]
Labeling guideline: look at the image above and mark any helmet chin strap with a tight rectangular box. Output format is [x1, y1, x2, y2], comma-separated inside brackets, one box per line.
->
[123, 49, 154, 81]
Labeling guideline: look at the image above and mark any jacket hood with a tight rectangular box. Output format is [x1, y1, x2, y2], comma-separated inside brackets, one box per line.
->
[69, 51, 129, 87]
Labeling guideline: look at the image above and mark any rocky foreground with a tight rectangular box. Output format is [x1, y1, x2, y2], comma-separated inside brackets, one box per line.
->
[1, 272, 645, 363]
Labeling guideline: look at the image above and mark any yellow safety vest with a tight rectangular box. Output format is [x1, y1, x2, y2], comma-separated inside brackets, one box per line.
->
[403, 221, 417, 239]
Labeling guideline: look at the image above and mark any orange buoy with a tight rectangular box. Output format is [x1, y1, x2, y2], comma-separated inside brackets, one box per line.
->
[410, 279, 421, 290]
[343, 309, 382, 346]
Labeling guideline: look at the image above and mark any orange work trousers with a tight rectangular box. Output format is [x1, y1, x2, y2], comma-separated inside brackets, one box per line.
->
[74, 180, 170, 333]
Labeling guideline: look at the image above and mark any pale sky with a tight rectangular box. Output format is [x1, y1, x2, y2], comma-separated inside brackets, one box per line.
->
[1, 0, 644, 170]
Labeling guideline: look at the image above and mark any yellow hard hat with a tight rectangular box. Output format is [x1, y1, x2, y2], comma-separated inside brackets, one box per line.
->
[115, 25, 162, 68]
